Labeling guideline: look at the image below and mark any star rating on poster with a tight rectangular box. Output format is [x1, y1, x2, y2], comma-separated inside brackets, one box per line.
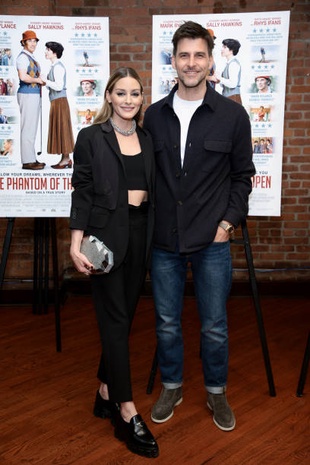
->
[253, 123, 273, 129]
[73, 32, 99, 38]
[75, 68, 99, 75]
[252, 27, 278, 34]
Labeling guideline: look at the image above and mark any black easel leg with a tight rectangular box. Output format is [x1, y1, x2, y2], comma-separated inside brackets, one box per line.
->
[33, 218, 39, 313]
[241, 220, 276, 397]
[146, 347, 158, 394]
[32, 218, 62, 352]
[33, 218, 47, 314]
[296, 332, 310, 397]
[44, 219, 50, 313]
[51, 218, 62, 352]
[0, 218, 15, 290]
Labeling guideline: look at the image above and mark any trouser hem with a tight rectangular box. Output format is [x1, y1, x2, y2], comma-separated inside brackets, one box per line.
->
[206, 386, 226, 394]
[162, 382, 183, 389]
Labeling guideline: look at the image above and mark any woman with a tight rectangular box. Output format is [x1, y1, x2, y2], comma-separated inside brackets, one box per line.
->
[69, 67, 159, 459]
[1, 139, 13, 156]
[45, 41, 74, 169]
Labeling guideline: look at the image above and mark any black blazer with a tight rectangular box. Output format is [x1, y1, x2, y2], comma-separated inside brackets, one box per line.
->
[70, 120, 155, 269]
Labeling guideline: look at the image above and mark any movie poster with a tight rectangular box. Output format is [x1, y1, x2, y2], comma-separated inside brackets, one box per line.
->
[0, 15, 109, 217]
[152, 11, 290, 216]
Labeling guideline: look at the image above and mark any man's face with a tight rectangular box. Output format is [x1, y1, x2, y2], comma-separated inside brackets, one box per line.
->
[171, 38, 212, 91]
[24, 39, 38, 54]
[81, 81, 94, 95]
[256, 78, 269, 92]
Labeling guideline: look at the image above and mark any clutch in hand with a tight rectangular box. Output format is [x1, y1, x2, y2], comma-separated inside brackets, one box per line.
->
[80, 235, 114, 274]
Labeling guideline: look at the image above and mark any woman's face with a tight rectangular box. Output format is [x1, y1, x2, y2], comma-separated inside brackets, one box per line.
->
[106, 76, 143, 122]
[3, 140, 11, 152]
[45, 48, 55, 61]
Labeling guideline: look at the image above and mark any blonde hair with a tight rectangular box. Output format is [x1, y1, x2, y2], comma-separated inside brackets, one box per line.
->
[93, 67, 144, 125]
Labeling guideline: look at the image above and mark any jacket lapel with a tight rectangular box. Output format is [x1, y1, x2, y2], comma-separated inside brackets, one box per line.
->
[137, 128, 152, 190]
[101, 122, 124, 168]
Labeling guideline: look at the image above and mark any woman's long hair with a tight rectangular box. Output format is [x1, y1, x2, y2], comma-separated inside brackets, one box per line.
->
[93, 67, 144, 125]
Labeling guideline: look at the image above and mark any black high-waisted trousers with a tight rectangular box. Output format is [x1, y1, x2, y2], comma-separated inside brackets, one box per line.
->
[90, 204, 148, 402]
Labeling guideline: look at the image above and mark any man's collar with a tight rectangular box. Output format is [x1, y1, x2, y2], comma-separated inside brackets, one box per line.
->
[164, 82, 216, 111]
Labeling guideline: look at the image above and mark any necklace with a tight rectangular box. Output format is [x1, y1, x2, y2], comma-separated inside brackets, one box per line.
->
[110, 117, 136, 136]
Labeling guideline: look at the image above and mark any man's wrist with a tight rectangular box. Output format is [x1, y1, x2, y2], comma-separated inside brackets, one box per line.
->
[218, 221, 235, 237]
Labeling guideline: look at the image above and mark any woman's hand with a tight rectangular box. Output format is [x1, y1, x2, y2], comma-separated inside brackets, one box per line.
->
[70, 229, 93, 275]
[70, 247, 94, 275]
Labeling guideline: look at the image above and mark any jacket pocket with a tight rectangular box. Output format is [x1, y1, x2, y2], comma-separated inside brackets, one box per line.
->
[88, 205, 110, 229]
[203, 139, 232, 153]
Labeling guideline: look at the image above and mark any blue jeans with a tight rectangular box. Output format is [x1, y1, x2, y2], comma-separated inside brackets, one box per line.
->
[151, 242, 232, 394]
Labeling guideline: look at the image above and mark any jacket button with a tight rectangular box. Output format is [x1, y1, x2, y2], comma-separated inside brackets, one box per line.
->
[178, 200, 183, 206]
[176, 172, 181, 178]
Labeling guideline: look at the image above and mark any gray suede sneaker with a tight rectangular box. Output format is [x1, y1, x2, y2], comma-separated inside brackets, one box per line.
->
[151, 387, 183, 423]
[207, 392, 236, 431]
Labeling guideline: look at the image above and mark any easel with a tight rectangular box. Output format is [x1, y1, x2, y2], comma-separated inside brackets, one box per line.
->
[146, 219, 277, 397]
[0, 217, 62, 352]
[296, 332, 309, 397]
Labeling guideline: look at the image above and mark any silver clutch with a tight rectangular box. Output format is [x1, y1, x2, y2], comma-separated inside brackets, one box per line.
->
[80, 235, 114, 274]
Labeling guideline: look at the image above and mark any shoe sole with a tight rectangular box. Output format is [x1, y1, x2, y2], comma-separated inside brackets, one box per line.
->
[207, 402, 236, 432]
[151, 397, 183, 424]
[114, 430, 159, 458]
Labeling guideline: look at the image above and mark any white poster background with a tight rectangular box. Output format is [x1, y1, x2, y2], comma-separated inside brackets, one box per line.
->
[0, 15, 109, 217]
[152, 12, 290, 217]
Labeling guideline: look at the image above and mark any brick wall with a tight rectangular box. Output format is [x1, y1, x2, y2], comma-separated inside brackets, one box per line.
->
[0, 0, 309, 290]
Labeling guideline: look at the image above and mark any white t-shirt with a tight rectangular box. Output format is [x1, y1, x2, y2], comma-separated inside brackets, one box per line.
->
[173, 92, 202, 166]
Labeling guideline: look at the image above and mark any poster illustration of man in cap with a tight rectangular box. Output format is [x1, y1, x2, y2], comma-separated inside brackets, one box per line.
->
[16, 30, 46, 170]
[254, 76, 273, 94]
[80, 78, 97, 97]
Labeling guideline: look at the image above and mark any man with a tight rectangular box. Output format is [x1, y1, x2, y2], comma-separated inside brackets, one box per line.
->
[16, 30, 45, 170]
[80, 79, 97, 97]
[255, 76, 272, 94]
[143, 21, 255, 432]
[215, 38, 242, 104]
[260, 47, 266, 63]
[1, 49, 11, 66]
[0, 107, 8, 124]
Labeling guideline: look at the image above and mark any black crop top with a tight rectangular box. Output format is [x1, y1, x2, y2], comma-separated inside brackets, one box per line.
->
[122, 152, 148, 190]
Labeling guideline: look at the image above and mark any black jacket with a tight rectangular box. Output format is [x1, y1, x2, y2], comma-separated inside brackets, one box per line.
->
[143, 83, 256, 254]
[70, 121, 155, 268]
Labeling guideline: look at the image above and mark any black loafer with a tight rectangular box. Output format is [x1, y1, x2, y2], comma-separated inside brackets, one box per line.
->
[93, 390, 119, 424]
[114, 412, 159, 458]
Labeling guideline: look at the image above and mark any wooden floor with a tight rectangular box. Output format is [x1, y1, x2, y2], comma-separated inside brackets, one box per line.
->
[0, 292, 309, 464]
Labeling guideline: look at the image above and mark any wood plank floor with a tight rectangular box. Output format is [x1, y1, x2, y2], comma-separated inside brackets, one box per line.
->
[0, 293, 309, 464]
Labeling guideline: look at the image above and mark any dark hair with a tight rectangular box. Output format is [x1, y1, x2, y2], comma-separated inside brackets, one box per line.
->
[45, 41, 64, 59]
[93, 67, 144, 124]
[172, 21, 214, 56]
[222, 39, 241, 56]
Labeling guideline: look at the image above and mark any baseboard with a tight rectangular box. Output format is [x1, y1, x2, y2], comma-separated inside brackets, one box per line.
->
[0, 276, 308, 305]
